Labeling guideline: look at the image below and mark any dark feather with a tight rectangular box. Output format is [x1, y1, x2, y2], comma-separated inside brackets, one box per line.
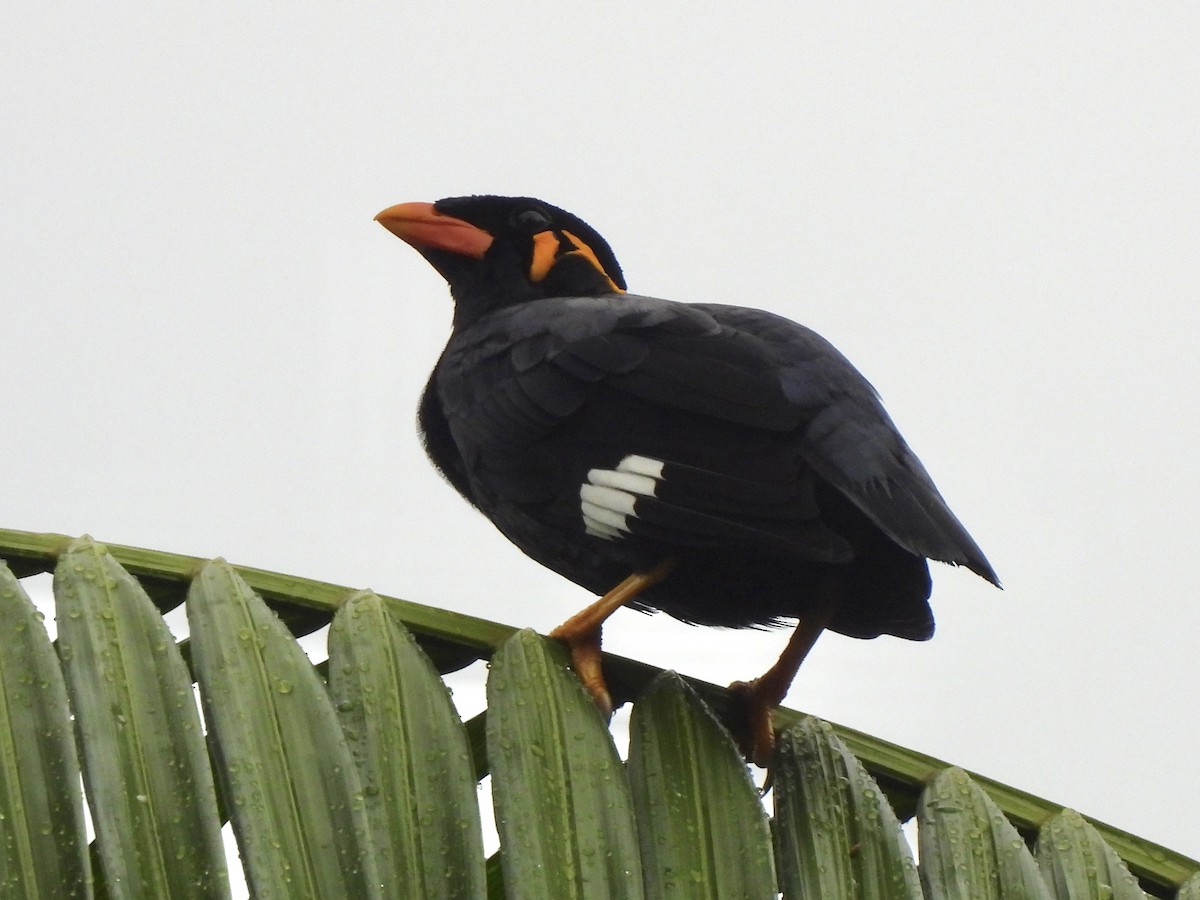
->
[425, 290, 996, 638]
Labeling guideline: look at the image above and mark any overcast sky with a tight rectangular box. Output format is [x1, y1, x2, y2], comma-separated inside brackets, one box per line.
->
[4, 2, 1198, 869]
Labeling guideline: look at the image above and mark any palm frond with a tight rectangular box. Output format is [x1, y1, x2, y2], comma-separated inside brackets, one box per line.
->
[0, 528, 1195, 899]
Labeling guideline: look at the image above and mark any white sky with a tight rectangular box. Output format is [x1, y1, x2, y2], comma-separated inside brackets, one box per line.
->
[4, 2, 1198, 868]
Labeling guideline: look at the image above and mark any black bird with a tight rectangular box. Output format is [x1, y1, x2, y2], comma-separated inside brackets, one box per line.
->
[377, 195, 999, 763]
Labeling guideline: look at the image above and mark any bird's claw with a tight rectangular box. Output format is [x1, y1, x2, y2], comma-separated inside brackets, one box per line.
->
[727, 678, 780, 768]
[549, 625, 613, 718]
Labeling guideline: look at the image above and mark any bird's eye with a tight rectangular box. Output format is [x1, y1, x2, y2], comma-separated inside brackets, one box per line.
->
[510, 208, 553, 233]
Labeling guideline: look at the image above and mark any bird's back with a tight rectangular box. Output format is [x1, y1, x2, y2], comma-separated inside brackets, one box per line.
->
[421, 294, 995, 639]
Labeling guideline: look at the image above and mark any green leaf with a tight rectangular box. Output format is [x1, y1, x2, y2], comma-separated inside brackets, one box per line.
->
[627, 671, 775, 899]
[918, 767, 1050, 900]
[486, 629, 643, 899]
[328, 590, 485, 899]
[1035, 808, 1145, 899]
[0, 561, 91, 898]
[0, 529, 515, 659]
[484, 852, 505, 900]
[187, 559, 379, 899]
[773, 717, 922, 899]
[3, 529, 1196, 899]
[1176, 871, 1200, 900]
[54, 537, 228, 898]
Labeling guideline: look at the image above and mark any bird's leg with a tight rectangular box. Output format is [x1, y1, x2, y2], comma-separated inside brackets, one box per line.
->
[729, 593, 839, 767]
[549, 557, 677, 716]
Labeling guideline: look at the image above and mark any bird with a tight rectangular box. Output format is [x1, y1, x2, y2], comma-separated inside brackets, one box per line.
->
[376, 194, 999, 764]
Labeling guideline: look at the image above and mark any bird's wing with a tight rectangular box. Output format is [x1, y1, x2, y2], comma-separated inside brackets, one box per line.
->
[439, 294, 996, 582]
[697, 303, 998, 584]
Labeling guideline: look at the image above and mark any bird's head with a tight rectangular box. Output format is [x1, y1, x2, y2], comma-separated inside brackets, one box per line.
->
[376, 195, 626, 325]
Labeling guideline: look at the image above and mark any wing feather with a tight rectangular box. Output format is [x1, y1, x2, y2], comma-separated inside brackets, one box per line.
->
[437, 294, 997, 584]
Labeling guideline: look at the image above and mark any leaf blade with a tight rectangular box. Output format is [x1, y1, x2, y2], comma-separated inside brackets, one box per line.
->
[54, 537, 228, 899]
[773, 716, 922, 900]
[918, 767, 1050, 900]
[1035, 808, 1146, 899]
[187, 559, 379, 900]
[627, 671, 776, 899]
[486, 629, 643, 900]
[0, 561, 91, 899]
[328, 590, 485, 899]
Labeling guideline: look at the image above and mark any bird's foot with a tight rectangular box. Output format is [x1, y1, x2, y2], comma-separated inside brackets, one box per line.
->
[548, 623, 613, 718]
[726, 677, 784, 768]
[546, 562, 677, 719]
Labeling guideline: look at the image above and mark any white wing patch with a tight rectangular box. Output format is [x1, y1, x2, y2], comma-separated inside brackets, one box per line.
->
[580, 455, 664, 540]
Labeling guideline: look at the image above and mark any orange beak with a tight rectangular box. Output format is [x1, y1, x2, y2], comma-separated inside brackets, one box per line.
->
[374, 202, 493, 259]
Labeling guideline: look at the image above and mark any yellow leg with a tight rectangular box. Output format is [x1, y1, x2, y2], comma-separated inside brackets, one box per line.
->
[549, 558, 677, 715]
[729, 596, 838, 767]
